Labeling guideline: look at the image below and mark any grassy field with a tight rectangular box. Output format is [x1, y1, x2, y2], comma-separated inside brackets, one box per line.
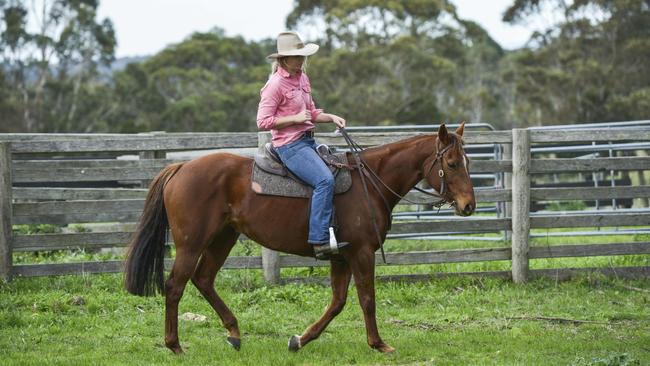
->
[4, 229, 650, 365]
[1, 269, 649, 366]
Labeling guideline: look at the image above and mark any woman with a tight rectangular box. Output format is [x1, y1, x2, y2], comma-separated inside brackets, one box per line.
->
[256, 31, 348, 259]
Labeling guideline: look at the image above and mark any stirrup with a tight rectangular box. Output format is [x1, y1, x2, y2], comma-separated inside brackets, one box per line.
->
[313, 227, 349, 260]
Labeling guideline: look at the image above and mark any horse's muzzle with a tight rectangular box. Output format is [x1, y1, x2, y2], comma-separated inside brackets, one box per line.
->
[456, 202, 474, 216]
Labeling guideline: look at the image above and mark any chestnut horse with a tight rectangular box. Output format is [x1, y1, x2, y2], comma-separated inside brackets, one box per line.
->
[124, 123, 475, 354]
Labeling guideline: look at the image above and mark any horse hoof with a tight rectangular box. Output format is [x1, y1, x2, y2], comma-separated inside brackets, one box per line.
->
[169, 346, 184, 355]
[374, 343, 396, 354]
[226, 337, 241, 351]
[165, 340, 184, 354]
[288, 335, 301, 352]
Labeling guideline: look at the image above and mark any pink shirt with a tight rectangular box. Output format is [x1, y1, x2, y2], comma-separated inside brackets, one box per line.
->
[256, 67, 323, 147]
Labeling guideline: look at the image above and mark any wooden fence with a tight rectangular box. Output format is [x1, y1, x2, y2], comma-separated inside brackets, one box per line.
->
[0, 127, 649, 283]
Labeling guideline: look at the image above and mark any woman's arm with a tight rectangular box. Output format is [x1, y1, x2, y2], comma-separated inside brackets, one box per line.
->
[274, 111, 311, 129]
[314, 112, 346, 128]
[256, 82, 281, 130]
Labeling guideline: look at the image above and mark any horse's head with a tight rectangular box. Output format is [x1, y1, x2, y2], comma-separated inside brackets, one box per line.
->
[422, 123, 476, 216]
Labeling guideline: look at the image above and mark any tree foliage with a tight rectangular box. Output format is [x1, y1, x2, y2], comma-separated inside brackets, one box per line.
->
[0, 0, 115, 132]
[502, 0, 650, 125]
[104, 30, 273, 132]
[0, 0, 648, 133]
[287, 0, 505, 126]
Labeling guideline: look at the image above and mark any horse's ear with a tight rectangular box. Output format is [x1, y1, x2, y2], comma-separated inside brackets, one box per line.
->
[455, 121, 465, 137]
[438, 123, 450, 144]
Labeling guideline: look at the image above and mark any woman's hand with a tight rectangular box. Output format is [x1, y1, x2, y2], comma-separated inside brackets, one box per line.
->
[327, 114, 346, 128]
[313, 112, 347, 128]
[293, 110, 311, 123]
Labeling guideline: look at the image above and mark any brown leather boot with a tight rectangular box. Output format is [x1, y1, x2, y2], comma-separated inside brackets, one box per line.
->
[313, 241, 349, 260]
[313, 227, 349, 260]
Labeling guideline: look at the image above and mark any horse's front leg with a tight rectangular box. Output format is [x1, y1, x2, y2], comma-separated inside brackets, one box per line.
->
[349, 247, 395, 353]
[288, 259, 351, 351]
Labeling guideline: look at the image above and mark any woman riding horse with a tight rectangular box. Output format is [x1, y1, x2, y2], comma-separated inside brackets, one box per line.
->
[256, 31, 348, 259]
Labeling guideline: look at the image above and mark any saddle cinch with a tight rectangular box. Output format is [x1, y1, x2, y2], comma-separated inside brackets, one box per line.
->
[251, 143, 352, 198]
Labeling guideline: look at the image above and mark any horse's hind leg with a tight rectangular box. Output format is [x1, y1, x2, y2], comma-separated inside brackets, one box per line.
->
[164, 246, 203, 354]
[288, 259, 352, 351]
[191, 226, 241, 350]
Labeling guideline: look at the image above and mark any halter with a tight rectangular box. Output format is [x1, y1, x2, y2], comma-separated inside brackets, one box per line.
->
[338, 129, 462, 262]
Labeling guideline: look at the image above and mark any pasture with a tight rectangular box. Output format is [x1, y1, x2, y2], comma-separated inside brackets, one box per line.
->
[1, 273, 648, 365]
[2, 236, 649, 366]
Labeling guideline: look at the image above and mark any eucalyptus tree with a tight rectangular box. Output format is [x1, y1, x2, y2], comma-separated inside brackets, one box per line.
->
[106, 30, 273, 132]
[502, 0, 650, 125]
[285, 0, 505, 126]
[0, 0, 115, 132]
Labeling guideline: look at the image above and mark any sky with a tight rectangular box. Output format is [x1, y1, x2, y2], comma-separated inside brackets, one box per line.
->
[97, 0, 545, 58]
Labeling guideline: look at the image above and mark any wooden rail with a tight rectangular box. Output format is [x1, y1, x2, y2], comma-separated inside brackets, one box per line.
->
[1, 127, 649, 282]
[11, 242, 650, 277]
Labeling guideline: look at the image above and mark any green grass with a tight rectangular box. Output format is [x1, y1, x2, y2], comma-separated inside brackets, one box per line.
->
[1, 272, 649, 366]
[6, 228, 649, 364]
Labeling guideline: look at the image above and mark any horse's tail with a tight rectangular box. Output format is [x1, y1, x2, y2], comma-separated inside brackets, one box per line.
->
[124, 163, 184, 296]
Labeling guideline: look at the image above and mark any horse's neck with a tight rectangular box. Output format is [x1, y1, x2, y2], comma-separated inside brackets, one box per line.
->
[361, 135, 436, 207]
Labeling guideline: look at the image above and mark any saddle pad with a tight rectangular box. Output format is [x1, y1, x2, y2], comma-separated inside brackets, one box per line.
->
[251, 154, 352, 198]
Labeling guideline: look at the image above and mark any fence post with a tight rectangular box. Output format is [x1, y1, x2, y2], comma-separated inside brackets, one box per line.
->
[258, 132, 281, 284]
[502, 143, 512, 242]
[139, 131, 167, 188]
[511, 128, 531, 283]
[0, 142, 13, 281]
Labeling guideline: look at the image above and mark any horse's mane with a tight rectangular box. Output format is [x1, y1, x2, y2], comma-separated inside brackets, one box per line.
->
[359, 132, 463, 158]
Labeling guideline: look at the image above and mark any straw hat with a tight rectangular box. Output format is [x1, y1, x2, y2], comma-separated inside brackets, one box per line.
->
[266, 31, 319, 59]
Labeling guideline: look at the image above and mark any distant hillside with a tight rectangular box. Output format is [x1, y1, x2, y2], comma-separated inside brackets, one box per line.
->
[99, 55, 150, 76]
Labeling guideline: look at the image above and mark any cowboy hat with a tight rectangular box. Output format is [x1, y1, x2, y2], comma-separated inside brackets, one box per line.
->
[266, 31, 319, 59]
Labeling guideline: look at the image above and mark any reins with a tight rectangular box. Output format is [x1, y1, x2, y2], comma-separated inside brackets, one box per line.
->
[337, 128, 455, 263]
[339, 129, 388, 262]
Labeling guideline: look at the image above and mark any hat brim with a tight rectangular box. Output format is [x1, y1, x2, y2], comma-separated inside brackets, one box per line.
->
[267, 43, 319, 59]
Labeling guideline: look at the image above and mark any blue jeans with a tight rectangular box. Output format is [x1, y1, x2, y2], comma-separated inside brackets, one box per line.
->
[275, 136, 334, 245]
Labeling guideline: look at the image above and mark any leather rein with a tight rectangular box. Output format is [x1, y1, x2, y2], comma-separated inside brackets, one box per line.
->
[337, 129, 458, 263]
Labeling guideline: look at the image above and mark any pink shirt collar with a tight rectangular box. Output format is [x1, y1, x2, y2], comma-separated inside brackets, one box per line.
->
[277, 66, 301, 79]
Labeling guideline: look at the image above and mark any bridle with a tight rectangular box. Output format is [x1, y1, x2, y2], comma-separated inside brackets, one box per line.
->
[338, 129, 464, 262]
[421, 140, 456, 205]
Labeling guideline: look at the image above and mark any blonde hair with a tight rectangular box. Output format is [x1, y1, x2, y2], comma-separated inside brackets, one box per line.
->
[271, 56, 309, 77]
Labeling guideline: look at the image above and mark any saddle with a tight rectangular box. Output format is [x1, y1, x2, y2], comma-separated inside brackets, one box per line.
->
[252, 143, 353, 198]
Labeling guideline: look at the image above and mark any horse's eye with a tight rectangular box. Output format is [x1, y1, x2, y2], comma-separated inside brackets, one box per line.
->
[448, 162, 458, 169]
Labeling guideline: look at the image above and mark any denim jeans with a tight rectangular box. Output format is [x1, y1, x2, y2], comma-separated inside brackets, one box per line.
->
[275, 136, 334, 245]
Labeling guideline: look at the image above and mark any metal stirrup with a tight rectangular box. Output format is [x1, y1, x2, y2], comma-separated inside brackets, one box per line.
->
[328, 227, 339, 254]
